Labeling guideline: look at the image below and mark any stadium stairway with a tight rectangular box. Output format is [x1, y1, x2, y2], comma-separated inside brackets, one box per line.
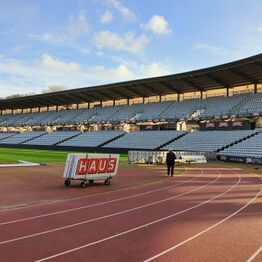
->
[216, 129, 261, 152]
[104, 107, 124, 122]
[230, 93, 251, 115]
[156, 132, 188, 150]
[0, 133, 17, 141]
[158, 102, 177, 119]
[99, 132, 126, 147]
[54, 132, 82, 146]
[20, 132, 47, 144]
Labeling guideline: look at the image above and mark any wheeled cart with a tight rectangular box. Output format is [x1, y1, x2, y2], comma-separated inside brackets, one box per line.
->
[63, 153, 120, 188]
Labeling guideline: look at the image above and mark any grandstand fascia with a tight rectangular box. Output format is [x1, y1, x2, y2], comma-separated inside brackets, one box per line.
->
[0, 54, 261, 115]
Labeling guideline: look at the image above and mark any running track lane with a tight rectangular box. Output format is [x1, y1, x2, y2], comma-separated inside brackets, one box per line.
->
[34, 170, 241, 262]
[0, 170, 206, 242]
[0, 167, 241, 260]
[0, 168, 217, 261]
[0, 167, 261, 261]
[0, 168, 196, 224]
[37, 170, 261, 262]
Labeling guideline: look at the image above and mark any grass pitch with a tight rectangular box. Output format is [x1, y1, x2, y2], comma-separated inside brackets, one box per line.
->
[0, 148, 128, 163]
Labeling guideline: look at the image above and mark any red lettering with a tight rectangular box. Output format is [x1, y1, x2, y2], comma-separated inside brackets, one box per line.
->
[107, 158, 117, 173]
[97, 158, 109, 173]
[77, 158, 88, 175]
[88, 158, 99, 174]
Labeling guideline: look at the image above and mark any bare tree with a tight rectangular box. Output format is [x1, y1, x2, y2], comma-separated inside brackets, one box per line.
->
[5, 92, 35, 99]
[42, 85, 66, 94]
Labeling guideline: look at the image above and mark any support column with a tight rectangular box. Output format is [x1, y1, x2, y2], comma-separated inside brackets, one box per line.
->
[113, 100, 116, 106]
[177, 93, 180, 102]
[38, 107, 41, 112]
[200, 91, 203, 99]
[142, 97, 145, 104]
[11, 109, 14, 115]
[254, 83, 258, 93]
[76, 103, 79, 110]
[100, 100, 102, 106]
[56, 105, 58, 111]
[127, 98, 130, 105]
[226, 87, 229, 97]
[88, 102, 90, 109]
[159, 95, 162, 102]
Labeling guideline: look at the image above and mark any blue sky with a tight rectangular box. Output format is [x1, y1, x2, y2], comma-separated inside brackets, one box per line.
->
[0, 0, 261, 97]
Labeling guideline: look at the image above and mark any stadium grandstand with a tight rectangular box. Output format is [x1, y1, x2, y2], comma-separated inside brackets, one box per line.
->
[0, 54, 262, 163]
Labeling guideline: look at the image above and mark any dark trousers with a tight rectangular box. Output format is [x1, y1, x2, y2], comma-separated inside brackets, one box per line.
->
[167, 164, 174, 176]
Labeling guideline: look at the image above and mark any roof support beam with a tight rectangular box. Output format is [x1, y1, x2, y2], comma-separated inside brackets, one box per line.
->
[122, 86, 145, 97]
[107, 88, 130, 99]
[40, 96, 69, 106]
[83, 92, 102, 101]
[229, 68, 256, 83]
[28, 99, 52, 107]
[140, 83, 161, 96]
[72, 92, 92, 102]
[158, 81, 178, 93]
[204, 74, 227, 88]
[254, 61, 262, 68]
[92, 90, 113, 100]
[180, 77, 200, 90]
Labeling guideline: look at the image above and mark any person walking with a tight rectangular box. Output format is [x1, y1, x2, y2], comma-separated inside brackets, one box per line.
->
[166, 148, 176, 176]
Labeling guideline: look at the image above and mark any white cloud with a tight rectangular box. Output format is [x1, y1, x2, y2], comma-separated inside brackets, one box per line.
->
[143, 15, 172, 35]
[88, 64, 134, 80]
[193, 43, 229, 56]
[29, 32, 64, 44]
[100, 10, 113, 24]
[67, 10, 90, 40]
[28, 10, 90, 45]
[94, 30, 148, 54]
[0, 54, 174, 98]
[141, 62, 171, 77]
[105, 0, 134, 19]
[40, 54, 80, 72]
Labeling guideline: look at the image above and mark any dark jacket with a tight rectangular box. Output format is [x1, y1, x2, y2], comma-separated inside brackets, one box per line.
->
[166, 151, 176, 165]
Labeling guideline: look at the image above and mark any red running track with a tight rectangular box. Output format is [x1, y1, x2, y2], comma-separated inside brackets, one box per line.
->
[0, 164, 261, 262]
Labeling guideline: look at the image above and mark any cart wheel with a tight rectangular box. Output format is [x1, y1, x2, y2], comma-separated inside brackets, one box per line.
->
[80, 181, 87, 188]
[65, 179, 71, 186]
[104, 179, 111, 185]
[89, 180, 94, 184]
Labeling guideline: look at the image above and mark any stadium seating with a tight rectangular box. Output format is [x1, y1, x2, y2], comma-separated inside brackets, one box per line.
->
[0, 131, 46, 144]
[160, 99, 201, 120]
[236, 92, 262, 116]
[136, 101, 173, 121]
[0, 92, 261, 126]
[199, 93, 249, 118]
[58, 131, 125, 147]
[104, 131, 185, 149]
[217, 130, 262, 158]
[163, 130, 258, 152]
[0, 132, 17, 141]
[24, 131, 80, 146]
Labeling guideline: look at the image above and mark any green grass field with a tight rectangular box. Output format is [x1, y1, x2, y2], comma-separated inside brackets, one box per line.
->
[0, 148, 128, 164]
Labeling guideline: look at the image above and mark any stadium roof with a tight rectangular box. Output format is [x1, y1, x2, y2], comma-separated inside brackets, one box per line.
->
[1, 53, 262, 110]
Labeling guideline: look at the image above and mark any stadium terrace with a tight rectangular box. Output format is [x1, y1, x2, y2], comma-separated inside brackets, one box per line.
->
[0, 54, 261, 164]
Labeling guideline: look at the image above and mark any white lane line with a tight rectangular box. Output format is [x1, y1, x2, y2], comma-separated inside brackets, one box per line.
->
[0, 171, 203, 226]
[0, 169, 188, 213]
[144, 175, 262, 261]
[247, 245, 262, 262]
[246, 173, 262, 262]
[0, 172, 219, 245]
[34, 172, 238, 262]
